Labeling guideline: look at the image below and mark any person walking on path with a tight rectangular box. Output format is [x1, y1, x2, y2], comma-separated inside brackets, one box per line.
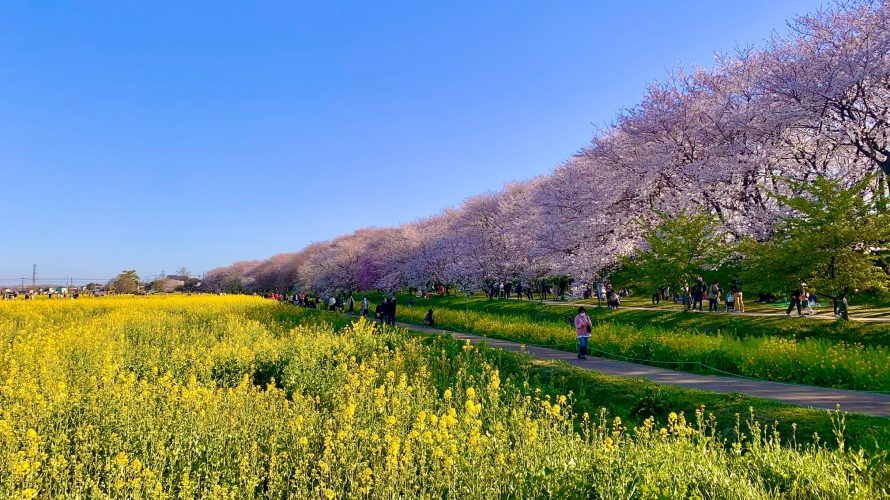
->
[347, 295, 355, 313]
[708, 280, 721, 312]
[360, 297, 369, 317]
[786, 290, 802, 316]
[381, 297, 395, 326]
[800, 288, 815, 315]
[681, 283, 691, 310]
[731, 275, 744, 313]
[574, 306, 592, 360]
[786, 280, 805, 317]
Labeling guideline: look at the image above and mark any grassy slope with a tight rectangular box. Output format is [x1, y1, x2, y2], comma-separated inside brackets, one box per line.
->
[357, 293, 890, 391]
[447, 334, 890, 454]
[392, 293, 890, 347]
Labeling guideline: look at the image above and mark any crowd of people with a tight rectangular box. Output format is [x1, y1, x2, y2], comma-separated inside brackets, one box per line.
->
[2, 288, 80, 300]
[263, 291, 409, 326]
[673, 276, 746, 314]
[264, 276, 857, 363]
[484, 281, 543, 301]
[480, 280, 630, 311]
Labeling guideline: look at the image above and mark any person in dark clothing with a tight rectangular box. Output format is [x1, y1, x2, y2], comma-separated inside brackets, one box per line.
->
[708, 280, 721, 312]
[375, 300, 385, 323]
[381, 297, 394, 325]
[786, 290, 802, 316]
[388, 297, 397, 325]
[423, 308, 434, 326]
[691, 277, 705, 311]
[833, 287, 850, 320]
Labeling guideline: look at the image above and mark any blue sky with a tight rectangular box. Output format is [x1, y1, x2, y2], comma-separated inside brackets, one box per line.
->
[0, 0, 822, 284]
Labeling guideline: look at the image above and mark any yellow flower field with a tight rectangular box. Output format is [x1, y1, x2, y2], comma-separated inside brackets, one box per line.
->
[0, 296, 885, 498]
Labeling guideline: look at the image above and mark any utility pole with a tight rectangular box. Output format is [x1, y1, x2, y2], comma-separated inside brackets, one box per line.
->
[32, 264, 37, 289]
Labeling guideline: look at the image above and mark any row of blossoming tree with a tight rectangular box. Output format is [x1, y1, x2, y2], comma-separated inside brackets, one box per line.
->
[204, 0, 890, 299]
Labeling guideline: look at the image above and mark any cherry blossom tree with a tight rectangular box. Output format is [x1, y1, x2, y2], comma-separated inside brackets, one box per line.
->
[203, 0, 889, 296]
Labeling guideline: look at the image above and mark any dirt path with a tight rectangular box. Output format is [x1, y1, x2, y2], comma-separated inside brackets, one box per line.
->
[398, 321, 890, 418]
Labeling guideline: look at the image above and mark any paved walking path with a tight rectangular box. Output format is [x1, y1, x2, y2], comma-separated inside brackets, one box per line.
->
[513, 297, 890, 322]
[397, 321, 890, 418]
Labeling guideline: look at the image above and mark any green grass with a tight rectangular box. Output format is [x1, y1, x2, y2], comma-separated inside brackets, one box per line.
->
[408, 329, 890, 454]
[360, 293, 890, 392]
[392, 293, 890, 347]
[607, 294, 890, 318]
[288, 307, 890, 454]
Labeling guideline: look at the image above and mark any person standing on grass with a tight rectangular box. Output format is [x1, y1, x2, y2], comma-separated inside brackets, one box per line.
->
[708, 279, 721, 312]
[574, 306, 592, 360]
[691, 277, 705, 311]
[731, 275, 744, 313]
[361, 297, 369, 317]
[347, 295, 355, 313]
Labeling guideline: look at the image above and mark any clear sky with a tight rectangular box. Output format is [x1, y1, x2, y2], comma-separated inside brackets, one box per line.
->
[1, 0, 822, 285]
